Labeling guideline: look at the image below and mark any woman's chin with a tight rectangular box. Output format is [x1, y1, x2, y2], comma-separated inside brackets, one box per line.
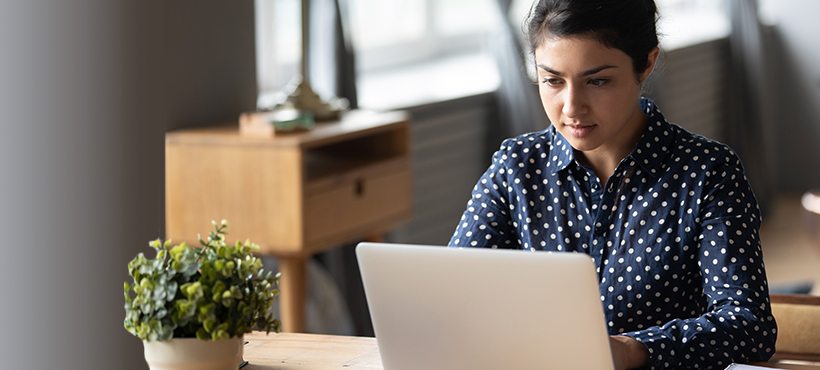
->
[563, 136, 601, 153]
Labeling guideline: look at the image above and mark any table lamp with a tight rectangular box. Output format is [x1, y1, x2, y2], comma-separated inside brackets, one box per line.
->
[283, 0, 348, 121]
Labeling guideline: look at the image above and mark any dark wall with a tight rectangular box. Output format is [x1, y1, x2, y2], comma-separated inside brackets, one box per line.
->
[163, 0, 258, 130]
[0, 1, 256, 369]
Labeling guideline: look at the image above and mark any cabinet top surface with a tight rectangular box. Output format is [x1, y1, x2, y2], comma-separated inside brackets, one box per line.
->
[166, 110, 410, 149]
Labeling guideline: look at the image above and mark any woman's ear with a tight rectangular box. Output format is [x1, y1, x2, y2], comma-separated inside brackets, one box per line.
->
[640, 47, 661, 83]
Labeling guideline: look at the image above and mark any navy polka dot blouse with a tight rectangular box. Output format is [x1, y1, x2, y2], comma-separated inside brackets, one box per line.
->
[449, 98, 777, 369]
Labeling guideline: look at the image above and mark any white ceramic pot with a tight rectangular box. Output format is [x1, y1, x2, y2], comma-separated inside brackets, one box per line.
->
[143, 336, 244, 370]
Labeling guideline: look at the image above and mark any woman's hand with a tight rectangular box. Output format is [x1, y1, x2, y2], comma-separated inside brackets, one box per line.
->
[609, 335, 650, 370]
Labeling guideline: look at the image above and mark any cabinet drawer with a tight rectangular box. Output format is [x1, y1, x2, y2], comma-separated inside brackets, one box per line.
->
[304, 166, 411, 249]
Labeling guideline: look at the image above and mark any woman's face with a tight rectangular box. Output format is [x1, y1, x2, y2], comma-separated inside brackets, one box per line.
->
[534, 36, 657, 157]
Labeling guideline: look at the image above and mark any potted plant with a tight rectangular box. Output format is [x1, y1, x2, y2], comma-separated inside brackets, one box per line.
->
[124, 220, 280, 370]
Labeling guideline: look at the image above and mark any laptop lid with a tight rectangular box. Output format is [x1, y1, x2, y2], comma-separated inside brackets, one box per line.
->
[356, 242, 614, 370]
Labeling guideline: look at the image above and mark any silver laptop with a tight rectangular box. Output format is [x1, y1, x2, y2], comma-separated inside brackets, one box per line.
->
[356, 242, 614, 370]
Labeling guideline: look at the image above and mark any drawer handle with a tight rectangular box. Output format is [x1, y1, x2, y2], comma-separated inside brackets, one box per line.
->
[355, 179, 365, 197]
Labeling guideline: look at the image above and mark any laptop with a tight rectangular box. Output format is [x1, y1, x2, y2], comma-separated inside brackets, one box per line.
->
[356, 242, 614, 370]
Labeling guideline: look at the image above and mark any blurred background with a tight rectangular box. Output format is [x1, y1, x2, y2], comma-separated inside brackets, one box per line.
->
[1, 0, 818, 369]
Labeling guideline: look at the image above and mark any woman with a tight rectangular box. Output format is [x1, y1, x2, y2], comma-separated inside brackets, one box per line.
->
[448, 0, 777, 369]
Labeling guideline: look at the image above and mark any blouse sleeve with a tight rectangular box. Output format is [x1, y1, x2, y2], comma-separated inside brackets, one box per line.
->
[622, 147, 777, 369]
[448, 139, 520, 249]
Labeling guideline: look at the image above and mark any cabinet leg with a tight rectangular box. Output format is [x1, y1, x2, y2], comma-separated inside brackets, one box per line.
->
[278, 256, 307, 333]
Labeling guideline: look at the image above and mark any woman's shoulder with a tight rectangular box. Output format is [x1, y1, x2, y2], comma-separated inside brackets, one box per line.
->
[666, 122, 744, 169]
[492, 127, 555, 163]
[499, 127, 553, 151]
[644, 98, 737, 162]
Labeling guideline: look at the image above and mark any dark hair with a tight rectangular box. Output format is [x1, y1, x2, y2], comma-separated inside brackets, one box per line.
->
[525, 0, 659, 77]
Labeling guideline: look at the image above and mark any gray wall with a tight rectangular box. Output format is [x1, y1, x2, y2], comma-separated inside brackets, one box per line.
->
[0, 1, 256, 369]
[761, 0, 820, 191]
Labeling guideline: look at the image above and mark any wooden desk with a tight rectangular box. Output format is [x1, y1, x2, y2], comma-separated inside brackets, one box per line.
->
[243, 332, 380, 369]
[165, 110, 413, 333]
[242, 332, 820, 370]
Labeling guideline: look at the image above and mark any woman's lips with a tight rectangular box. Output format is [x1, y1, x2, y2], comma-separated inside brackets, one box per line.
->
[566, 124, 596, 138]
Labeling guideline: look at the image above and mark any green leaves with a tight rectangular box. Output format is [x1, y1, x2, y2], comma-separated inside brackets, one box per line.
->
[123, 220, 281, 342]
[181, 282, 204, 301]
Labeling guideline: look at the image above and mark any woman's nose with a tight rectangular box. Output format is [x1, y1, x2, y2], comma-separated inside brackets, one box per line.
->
[562, 85, 587, 118]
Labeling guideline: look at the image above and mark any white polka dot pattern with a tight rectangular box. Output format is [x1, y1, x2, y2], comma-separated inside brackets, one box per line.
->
[448, 98, 776, 369]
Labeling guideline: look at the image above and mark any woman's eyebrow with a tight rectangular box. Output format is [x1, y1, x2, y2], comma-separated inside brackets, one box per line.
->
[537, 64, 564, 76]
[581, 65, 617, 76]
[537, 64, 617, 77]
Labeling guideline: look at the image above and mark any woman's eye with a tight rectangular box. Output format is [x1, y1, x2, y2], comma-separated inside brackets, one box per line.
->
[542, 78, 562, 86]
[588, 78, 608, 86]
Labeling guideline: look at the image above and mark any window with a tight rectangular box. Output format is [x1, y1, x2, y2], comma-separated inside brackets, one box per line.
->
[254, 0, 301, 101]
[347, 0, 500, 72]
[654, 0, 730, 50]
[255, 0, 500, 102]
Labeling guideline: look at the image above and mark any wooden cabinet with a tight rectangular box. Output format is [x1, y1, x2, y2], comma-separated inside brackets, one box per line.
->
[165, 110, 413, 332]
